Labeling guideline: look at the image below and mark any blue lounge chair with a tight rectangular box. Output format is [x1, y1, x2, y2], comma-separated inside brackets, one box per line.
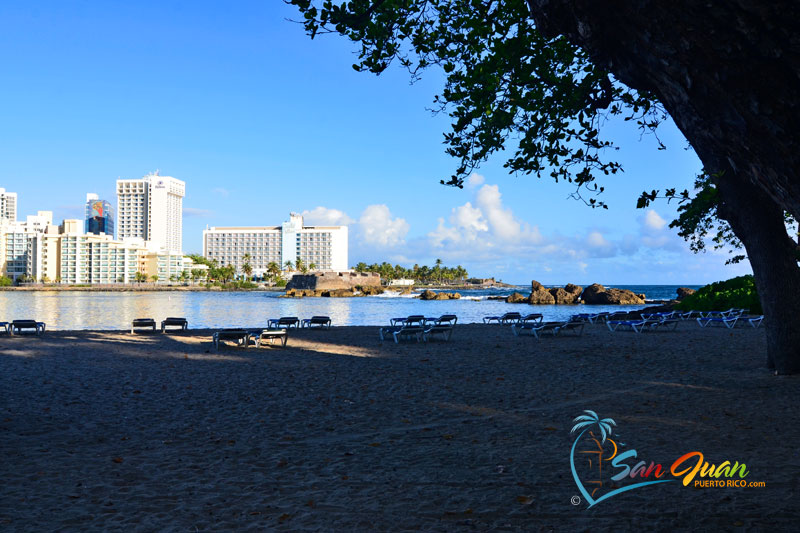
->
[697, 316, 738, 328]
[483, 312, 522, 324]
[268, 317, 300, 328]
[302, 316, 332, 329]
[9, 320, 46, 335]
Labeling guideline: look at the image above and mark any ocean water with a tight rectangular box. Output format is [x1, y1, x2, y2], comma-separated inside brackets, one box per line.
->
[0, 285, 699, 330]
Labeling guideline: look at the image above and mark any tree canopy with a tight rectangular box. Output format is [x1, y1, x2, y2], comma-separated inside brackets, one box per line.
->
[290, 1, 800, 374]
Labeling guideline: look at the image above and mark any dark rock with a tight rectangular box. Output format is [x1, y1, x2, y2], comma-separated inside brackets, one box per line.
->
[564, 283, 583, 298]
[529, 281, 556, 304]
[357, 285, 384, 296]
[676, 287, 696, 300]
[321, 289, 355, 297]
[506, 292, 529, 304]
[419, 290, 460, 300]
[580, 283, 645, 305]
[549, 287, 581, 304]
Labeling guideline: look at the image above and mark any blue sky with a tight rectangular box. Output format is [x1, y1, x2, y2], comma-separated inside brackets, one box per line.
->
[0, 1, 752, 284]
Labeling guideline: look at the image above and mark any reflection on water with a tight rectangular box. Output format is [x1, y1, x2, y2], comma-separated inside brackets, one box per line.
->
[0, 291, 649, 330]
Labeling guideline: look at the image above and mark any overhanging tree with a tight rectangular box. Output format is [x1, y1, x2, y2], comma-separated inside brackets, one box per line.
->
[289, 0, 800, 374]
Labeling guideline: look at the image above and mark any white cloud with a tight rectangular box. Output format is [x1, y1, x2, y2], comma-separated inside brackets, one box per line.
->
[301, 206, 355, 226]
[466, 172, 485, 189]
[429, 183, 543, 251]
[358, 204, 409, 247]
[643, 209, 667, 230]
[212, 187, 230, 197]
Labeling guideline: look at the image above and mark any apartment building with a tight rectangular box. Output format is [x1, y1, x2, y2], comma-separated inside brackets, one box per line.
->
[202, 213, 348, 275]
[117, 172, 185, 253]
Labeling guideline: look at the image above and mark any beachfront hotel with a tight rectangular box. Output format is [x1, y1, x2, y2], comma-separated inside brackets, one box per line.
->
[0, 210, 193, 283]
[117, 172, 185, 253]
[203, 213, 348, 275]
[0, 188, 17, 222]
[0, 174, 194, 283]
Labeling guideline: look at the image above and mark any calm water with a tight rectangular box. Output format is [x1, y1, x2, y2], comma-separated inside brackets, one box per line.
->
[0, 285, 698, 330]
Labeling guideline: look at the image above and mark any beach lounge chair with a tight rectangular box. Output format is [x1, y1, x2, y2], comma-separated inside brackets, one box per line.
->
[641, 311, 675, 320]
[678, 310, 701, 320]
[302, 316, 332, 329]
[212, 328, 252, 350]
[424, 314, 458, 326]
[390, 315, 426, 326]
[161, 317, 188, 333]
[607, 319, 651, 333]
[696, 316, 738, 328]
[741, 315, 764, 328]
[556, 321, 586, 336]
[254, 329, 289, 347]
[647, 318, 680, 331]
[131, 318, 156, 334]
[392, 323, 425, 343]
[422, 316, 458, 342]
[9, 320, 46, 335]
[571, 312, 609, 323]
[268, 316, 300, 329]
[518, 313, 544, 325]
[483, 312, 522, 324]
[0, 322, 8, 334]
[513, 321, 561, 338]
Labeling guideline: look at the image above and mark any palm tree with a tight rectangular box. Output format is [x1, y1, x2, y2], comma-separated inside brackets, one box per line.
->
[571, 410, 616, 443]
[308, 262, 317, 272]
[134, 271, 147, 283]
[242, 262, 253, 280]
[283, 260, 294, 272]
[571, 410, 617, 498]
[150, 274, 159, 283]
[295, 258, 306, 273]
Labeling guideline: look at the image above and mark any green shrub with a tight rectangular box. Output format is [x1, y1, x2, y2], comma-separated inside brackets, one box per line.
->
[274, 278, 287, 288]
[0, 275, 12, 287]
[675, 275, 761, 314]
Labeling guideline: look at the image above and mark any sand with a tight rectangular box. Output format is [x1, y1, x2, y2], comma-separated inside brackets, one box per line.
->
[1, 323, 798, 531]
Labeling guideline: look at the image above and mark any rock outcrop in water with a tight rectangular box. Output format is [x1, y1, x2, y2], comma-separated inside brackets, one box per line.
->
[580, 283, 645, 305]
[419, 290, 461, 300]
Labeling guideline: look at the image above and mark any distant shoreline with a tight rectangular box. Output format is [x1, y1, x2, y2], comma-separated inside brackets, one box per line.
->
[0, 285, 286, 292]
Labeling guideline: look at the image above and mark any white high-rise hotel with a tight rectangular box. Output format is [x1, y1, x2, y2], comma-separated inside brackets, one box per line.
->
[0, 188, 18, 221]
[203, 213, 348, 275]
[117, 172, 185, 253]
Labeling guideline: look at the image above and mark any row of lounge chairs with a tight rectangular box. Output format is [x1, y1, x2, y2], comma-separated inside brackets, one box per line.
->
[380, 314, 458, 343]
[0, 320, 46, 335]
[131, 317, 189, 334]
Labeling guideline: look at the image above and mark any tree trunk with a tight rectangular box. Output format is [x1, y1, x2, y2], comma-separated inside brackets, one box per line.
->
[528, 0, 800, 373]
[715, 170, 800, 374]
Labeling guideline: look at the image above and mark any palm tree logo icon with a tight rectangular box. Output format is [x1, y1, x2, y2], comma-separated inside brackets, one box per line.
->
[569, 410, 672, 507]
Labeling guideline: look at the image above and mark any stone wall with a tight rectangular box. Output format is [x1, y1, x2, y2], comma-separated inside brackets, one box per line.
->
[286, 271, 381, 291]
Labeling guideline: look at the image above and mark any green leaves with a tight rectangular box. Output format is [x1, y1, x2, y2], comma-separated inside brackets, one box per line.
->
[288, 0, 668, 209]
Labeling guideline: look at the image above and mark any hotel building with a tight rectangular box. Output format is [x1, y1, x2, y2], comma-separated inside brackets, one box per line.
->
[1, 213, 192, 283]
[117, 172, 185, 253]
[202, 213, 348, 275]
[85, 193, 115, 237]
[0, 188, 17, 221]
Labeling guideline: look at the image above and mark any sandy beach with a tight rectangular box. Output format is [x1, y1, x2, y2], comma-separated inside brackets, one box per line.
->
[2, 323, 798, 531]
